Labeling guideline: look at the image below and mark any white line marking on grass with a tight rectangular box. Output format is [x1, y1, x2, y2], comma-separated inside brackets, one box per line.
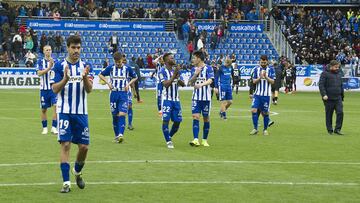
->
[0, 181, 358, 187]
[1, 160, 360, 167]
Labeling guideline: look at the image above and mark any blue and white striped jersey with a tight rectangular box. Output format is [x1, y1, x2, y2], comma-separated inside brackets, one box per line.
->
[252, 66, 275, 97]
[155, 62, 163, 84]
[37, 58, 55, 90]
[215, 65, 233, 90]
[191, 65, 214, 101]
[100, 64, 137, 91]
[159, 67, 181, 102]
[51, 59, 94, 115]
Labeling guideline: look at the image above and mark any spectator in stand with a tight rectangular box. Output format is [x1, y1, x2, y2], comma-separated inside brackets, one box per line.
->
[39, 33, 47, 54]
[108, 33, 119, 54]
[25, 50, 36, 67]
[136, 56, 145, 69]
[53, 8, 61, 20]
[54, 32, 64, 53]
[197, 35, 204, 50]
[210, 31, 217, 50]
[146, 53, 155, 69]
[47, 32, 56, 51]
[0, 51, 9, 67]
[24, 32, 34, 52]
[156, 47, 163, 55]
[182, 20, 190, 42]
[129, 56, 143, 103]
[31, 30, 38, 53]
[12, 37, 22, 63]
[187, 41, 194, 61]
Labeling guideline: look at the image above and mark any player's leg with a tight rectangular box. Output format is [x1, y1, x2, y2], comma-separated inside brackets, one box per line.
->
[156, 83, 163, 116]
[261, 96, 271, 135]
[169, 101, 182, 138]
[219, 87, 227, 119]
[190, 100, 201, 146]
[324, 100, 334, 134]
[161, 100, 172, 148]
[127, 103, 134, 130]
[250, 96, 260, 135]
[50, 91, 58, 134]
[110, 92, 120, 141]
[58, 113, 72, 193]
[334, 99, 344, 134]
[41, 108, 48, 134]
[116, 96, 128, 143]
[201, 101, 211, 146]
[40, 91, 49, 134]
[71, 114, 90, 190]
[224, 89, 233, 118]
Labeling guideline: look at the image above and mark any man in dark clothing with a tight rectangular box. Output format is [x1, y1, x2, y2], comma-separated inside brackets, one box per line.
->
[319, 60, 344, 135]
[129, 57, 142, 103]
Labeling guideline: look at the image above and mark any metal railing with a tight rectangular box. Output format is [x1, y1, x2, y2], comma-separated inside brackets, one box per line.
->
[268, 16, 295, 63]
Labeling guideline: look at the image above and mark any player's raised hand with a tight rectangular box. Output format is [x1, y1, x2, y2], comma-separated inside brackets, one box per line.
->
[195, 66, 202, 75]
[82, 65, 90, 77]
[194, 84, 202, 89]
[261, 70, 266, 78]
[48, 58, 54, 68]
[107, 83, 114, 90]
[64, 65, 70, 80]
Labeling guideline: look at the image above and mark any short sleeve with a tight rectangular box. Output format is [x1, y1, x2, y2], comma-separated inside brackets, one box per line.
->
[159, 68, 168, 82]
[128, 66, 137, 79]
[36, 59, 43, 71]
[252, 67, 258, 79]
[50, 61, 63, 84]
[100, 65, 112, 77]
[190, 67, 196, 78]
[268, 67, 275, 79]
[206, 66, 214, 79]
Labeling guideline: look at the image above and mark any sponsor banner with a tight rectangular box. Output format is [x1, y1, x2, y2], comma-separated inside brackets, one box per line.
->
[194, 22, 220, 32]
[229, 23, 264, 33]
[27, 20, 166, 31]
[0, 74, 40, 89]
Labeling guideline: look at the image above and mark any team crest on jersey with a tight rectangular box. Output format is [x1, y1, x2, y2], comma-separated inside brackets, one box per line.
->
[49, 70, 55, 80]
[159, 73, 164, 80]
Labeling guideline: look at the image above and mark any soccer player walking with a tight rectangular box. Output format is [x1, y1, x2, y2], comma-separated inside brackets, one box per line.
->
[151, 56, 165, 116]
[188, 51, 214, 147]
[215, 57, 233, 120]
[250, 55, 275, 136]
[99, 52, 138, 143]
[51, 36, 94, 193]
[158, 53, 185, 148]
[37, 45, 58, 135]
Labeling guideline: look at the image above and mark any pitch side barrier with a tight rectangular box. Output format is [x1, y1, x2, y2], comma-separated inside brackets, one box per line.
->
[1, 65, 358, 91]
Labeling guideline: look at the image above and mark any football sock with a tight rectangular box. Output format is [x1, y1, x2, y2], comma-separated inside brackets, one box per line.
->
[112, 115, 119, 137]
[74, 161, 84, 174]
[252, 112, 259, 130]
[203, 121, 210, 140]
[42, 120, 47, 128]
[60, 162, 70, 182]
[52, 120, 57, 128]
[118, 116, 126, 135]
[128, 108, 133, 126]
[169, 122, 180, 137]
[193, 119, 199, 139]
[157, 97, 162, 112]
[162, 122, 171, 142]
[264, 114, 269, 130]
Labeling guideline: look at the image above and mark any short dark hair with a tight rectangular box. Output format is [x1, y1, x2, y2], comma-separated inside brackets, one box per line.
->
[131, 56, 136, 61]
[163, 53, 172, 62]
[66, 35, 81, 47]
[193, 50, 205, 61]
[260, 55, 268, 61]
[113, 52, 123, 61]
[329, 60, 340, 67]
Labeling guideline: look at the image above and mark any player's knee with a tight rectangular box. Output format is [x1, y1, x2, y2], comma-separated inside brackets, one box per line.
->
[41, 109, 47, 113]
[162, 121, 169, 125]
[61, 142, 71, 151]
[228, 100, 233, 105]
[251, 109, 257, 113]
[203, 117, 210, 122]
[192, 115, 200, 120]
[118, 112, 126, 116]
[79, 144, 88, 153]
[262, 112, 269, 116]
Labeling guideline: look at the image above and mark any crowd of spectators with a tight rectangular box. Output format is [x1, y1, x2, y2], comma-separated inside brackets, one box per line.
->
[272, 6, 360, 65]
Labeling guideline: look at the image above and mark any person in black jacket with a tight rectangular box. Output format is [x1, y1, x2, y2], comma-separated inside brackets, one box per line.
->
[318, 60, 344, 135]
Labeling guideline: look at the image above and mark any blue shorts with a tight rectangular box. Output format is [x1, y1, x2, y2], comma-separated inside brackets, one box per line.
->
[162, 100, 182, 122]
[192, 100, 211, 117]
[40, 90, 57, 109]
[128, 91, 132, 106]
[251, 95, 270, 113]
[219, 87, 232, 101]
[110, 91, 128, 115]
[58, 113, 89, 145]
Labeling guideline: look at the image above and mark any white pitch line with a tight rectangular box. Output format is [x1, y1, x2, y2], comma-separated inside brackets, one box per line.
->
[1, 160, 360, 167]
[0, 181, 358, 187]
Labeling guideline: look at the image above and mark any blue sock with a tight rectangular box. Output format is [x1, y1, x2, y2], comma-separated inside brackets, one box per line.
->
[112, 115, 119, 137]
[118, 116, 126, 135]
[60, 162, 70, 182]
[193, 119, 199, 139]
[157, 98, 162, 111]
[162, 122, 171, 142]
[52, 120, 57, 128]
[169, 122, 180, 137]
[74, 162, 84, 173]
[223, 112, 226, 118]
[128, 108, 133, 126]
[263, 115, 269, 130]
[42, 120, 47, 128]
[203, 121, 210, 140]
[252, 112, 258, 130]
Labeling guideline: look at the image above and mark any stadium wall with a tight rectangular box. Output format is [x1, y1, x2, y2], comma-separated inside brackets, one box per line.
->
[1, 66, 359, 91]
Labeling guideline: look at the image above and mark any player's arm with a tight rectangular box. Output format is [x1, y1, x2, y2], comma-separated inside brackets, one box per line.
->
[99, 65, 113, 90]
[37, 58, 54, 76]
[318, 72, 328, 100]
[163, 66, 180, 88]
[195, 67, 213, 89]
[265, 70, 275, 84]
[52, 64, 70, 94]
[252, 69, 262, 84]
[82, 64, 93, 93]
[188, 67, 201, 86]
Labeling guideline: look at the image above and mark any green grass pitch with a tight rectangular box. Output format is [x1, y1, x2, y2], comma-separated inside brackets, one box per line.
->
[0, 89, 359, 202]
